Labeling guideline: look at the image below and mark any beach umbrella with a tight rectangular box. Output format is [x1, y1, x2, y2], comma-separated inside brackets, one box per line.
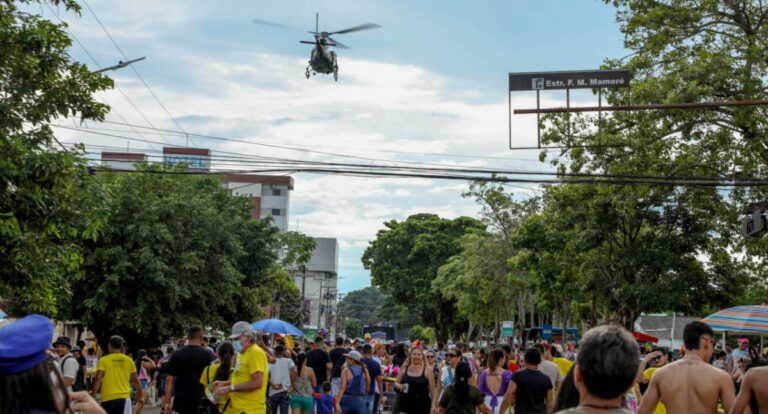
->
[251, 318, 304, 336]
[702, 305, 768, 335]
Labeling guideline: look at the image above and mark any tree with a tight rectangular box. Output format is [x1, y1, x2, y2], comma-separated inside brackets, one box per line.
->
[345, 317, 362, 339]
[434, 231, 515, 343]
[337, 286, 385, 327]
[0, 0, 111, 315]
[458, 180, 540, 344]
[277, 231, 316, 327]
[266, 265, 302, 326]
[67, 167, 281, 349]
[362, 213, 484, 341]
[527, 1, 764, 326]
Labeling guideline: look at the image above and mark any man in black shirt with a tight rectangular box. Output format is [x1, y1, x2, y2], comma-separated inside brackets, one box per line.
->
[163, 326, 214, 414]
[329, 336, 349, 395]
[306, 336, 332, 386]
[499, 348, 553, 414]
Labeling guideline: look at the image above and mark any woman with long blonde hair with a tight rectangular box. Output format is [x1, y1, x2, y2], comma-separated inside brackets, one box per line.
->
[394, 347, 438, 414]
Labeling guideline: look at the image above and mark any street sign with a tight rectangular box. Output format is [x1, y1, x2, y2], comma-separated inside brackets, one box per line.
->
[509, 69, 631, 91]
[501, 321, 514, 338]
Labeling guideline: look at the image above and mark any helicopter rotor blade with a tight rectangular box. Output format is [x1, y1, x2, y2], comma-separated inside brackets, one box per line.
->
[327, 36, 349, 49]
[328, 23, 381, 35]
[252, 19, 302, 31]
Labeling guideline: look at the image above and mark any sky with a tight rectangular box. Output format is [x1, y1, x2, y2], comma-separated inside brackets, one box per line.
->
[42, 0, 627, 293]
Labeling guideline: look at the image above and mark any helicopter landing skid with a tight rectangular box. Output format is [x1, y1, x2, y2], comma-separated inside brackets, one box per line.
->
[333, 66, 338, 82]
[305, 66, 311, 79]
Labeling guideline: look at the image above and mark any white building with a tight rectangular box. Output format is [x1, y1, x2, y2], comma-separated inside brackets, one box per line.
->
[221, 173, 292, 232]
[100, 152, 148, 171]
[294, 237, 339, 334]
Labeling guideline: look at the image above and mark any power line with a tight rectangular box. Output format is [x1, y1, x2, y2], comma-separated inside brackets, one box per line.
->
[65, 125, 548, 164]
[78, 119, 551, 171]
[81, 0, 188, 137]
[44, 2, 170, 149]
[56, 125, 768, 186]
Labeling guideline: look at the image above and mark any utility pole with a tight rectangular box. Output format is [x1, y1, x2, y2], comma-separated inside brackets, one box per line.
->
[325, 286, 336, 336]
[336, 292, 346, 337]
[317, 276, 324, 329]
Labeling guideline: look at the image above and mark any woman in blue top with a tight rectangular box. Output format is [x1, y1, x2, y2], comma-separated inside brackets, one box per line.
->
[335, 350, 371, 414]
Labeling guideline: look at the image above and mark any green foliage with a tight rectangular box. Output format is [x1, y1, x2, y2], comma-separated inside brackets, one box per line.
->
[408, 325, 425, 341]
[267, 265, 302, 326]
[362, 214, 484, 341]
[67, 167, 281, 348]
[521, 1, 766, 326]
[0, 0, 112, 315]
[345, 317, 362, 339]
[278, 231, 316, 274]
[338, 286, 385, 326]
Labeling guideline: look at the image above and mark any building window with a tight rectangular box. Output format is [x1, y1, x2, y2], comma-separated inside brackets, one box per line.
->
[271, 208, 281, 216]
[272, 188, 282, 196]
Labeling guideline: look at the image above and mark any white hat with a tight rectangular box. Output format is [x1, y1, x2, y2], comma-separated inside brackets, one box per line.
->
[345, 350, 362, 362]
[228, 321, 254, 339]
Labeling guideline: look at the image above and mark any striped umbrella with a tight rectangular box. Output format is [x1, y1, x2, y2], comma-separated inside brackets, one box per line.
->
[701, 305, 768, 335]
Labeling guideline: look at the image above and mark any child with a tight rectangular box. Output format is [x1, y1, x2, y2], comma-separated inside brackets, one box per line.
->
[312, 381, 336, 414]
[439, 362, 492, 414]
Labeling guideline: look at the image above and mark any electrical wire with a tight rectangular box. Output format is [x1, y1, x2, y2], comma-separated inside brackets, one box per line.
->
[44, 2, 170, 148]
[56, 125, 768, 186]
[80, 0, 189, 139]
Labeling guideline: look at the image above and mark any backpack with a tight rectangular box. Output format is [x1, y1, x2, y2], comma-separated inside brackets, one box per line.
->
[198, 365, 230, 414]
[62, 355, 86, 391]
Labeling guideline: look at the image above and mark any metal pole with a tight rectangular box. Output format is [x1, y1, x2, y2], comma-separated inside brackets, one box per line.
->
[536, 90, 541, 148]
[317, 276, 324, 329]
[508, 92, 513, 149]
[566, 88, 571, 139]
[598, 88, 602, 134]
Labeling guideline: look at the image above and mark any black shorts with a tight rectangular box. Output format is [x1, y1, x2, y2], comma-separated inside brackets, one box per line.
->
[100, 398, 126, 414]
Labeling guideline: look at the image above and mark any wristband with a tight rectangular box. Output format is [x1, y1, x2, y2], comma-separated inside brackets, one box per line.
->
[230, 384, 236, 392]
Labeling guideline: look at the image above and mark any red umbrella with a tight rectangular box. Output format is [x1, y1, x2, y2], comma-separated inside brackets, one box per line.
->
[633, 331, 659, 343]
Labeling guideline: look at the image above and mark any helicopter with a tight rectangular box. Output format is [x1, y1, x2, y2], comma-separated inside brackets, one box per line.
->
[253, 13, 380, 81]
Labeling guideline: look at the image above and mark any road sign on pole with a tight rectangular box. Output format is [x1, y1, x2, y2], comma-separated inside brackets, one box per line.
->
[501, 321, 514, 338]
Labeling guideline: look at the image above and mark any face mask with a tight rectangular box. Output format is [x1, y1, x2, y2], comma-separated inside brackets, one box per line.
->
[233, 341, 243, 353]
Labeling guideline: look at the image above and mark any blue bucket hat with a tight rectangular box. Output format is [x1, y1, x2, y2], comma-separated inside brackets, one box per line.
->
[0, 314, 54, 374]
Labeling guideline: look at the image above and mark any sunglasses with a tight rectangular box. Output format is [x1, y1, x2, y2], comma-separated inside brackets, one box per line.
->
[426, 355, 435, 358]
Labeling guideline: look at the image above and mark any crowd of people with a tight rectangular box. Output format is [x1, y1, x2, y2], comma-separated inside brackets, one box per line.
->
[2, 314, 768, 414]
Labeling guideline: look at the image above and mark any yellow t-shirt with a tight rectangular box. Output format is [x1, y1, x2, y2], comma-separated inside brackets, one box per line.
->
[229, 345, 269, 414]
[97, 353, 136, 402]
[201, 363, 230, 412]
[643, 367, 667, 414]
[553, 357, 574, 377]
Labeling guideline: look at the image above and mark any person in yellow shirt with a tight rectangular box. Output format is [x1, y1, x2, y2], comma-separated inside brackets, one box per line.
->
[92, 335, 143, 414]
[214, 321, 269, 414]
[201, 342, 236, 412]
[636, 348, 669, 414]
[551, 344, 574, 377]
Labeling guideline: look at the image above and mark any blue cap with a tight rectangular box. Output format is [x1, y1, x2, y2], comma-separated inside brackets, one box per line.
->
[0, 314, 54, 374]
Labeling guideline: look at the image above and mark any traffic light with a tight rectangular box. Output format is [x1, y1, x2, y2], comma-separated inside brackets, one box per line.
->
[741, 202, 768, 239]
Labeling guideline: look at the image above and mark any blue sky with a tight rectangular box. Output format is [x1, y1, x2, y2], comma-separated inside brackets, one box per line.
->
[44, 1, 627, 293]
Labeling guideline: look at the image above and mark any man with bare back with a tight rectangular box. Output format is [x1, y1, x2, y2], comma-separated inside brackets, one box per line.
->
[638, 321, 735, 414]
[729, 364, 768, 414]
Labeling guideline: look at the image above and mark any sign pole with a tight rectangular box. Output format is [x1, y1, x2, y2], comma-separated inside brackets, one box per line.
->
[536, 90, 541, 148]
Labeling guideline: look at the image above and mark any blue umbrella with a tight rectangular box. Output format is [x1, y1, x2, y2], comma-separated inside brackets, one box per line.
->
[251, 319, 304, 336]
